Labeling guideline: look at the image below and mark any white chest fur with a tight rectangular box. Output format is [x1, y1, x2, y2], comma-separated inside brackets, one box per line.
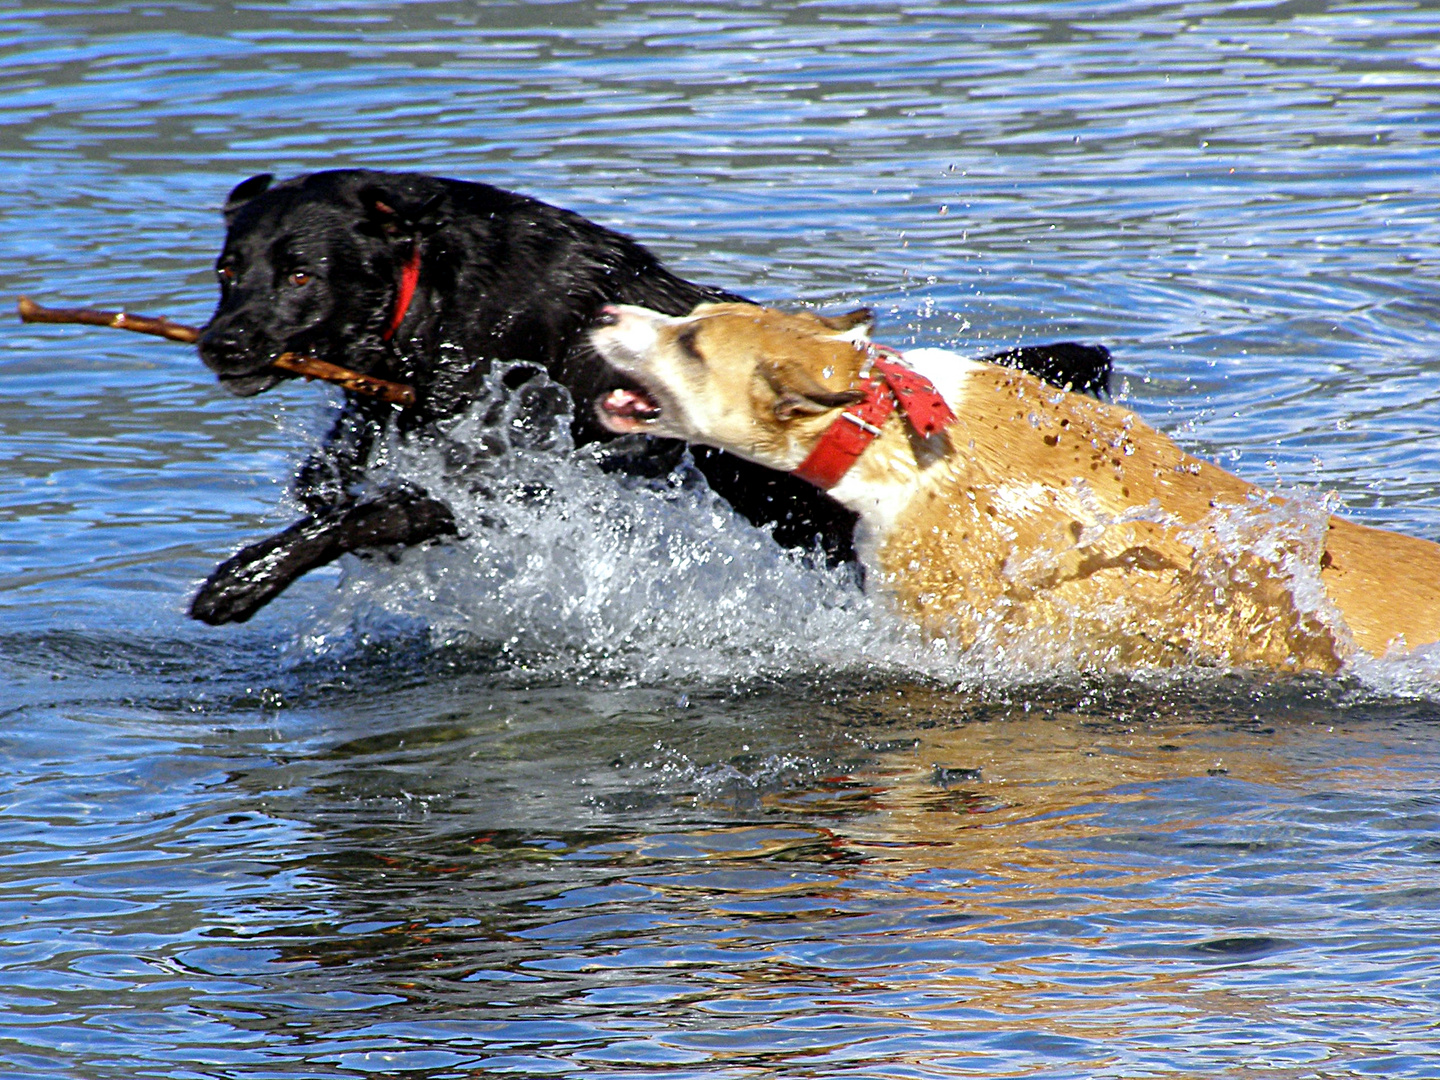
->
[825, 347, 982, 561]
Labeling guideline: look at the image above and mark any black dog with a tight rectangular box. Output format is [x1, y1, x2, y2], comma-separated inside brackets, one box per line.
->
[191, 169, 1111, 624]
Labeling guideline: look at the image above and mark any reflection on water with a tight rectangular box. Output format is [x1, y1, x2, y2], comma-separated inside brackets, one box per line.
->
[3, 652, 1437, 1075]
[2, 0, 1439, 1076]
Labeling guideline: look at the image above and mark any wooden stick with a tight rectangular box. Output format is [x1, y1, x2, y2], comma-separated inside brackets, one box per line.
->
[270, 352, 415, 406]
[17, 296, 417, 407]
[18, 295, 201, 343]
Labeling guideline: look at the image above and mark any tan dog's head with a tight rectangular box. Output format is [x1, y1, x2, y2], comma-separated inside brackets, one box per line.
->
[590, 301, 875, 470]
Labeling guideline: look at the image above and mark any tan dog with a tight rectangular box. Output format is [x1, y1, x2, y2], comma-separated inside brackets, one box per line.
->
[590, 302, 1440, 671]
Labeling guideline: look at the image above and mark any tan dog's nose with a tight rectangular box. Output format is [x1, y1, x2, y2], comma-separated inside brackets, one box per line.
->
[594, 304, 621, 326]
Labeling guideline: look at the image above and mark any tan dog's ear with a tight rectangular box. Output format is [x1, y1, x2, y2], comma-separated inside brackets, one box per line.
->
[763, 361, 866, 421]
[813, 308, 873, 332]
[774, 387, 867, 421]
[814, 308, 874, 343]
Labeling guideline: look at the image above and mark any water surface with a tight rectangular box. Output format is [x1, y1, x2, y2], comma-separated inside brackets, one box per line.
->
[2, 2, 1439, 1076]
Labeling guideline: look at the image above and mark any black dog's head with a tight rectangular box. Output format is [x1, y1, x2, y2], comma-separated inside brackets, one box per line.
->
[199, 170, 442, 396]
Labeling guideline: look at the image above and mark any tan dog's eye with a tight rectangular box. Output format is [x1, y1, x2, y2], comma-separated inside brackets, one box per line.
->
[676, 325, 704, 363]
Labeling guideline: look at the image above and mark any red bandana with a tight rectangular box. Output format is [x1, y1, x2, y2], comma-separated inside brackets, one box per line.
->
[792, 345, 956, 490]
[381, 245, 423, 342]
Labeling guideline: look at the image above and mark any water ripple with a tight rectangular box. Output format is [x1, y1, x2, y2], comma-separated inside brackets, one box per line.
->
[3, 1, 1440, 1076]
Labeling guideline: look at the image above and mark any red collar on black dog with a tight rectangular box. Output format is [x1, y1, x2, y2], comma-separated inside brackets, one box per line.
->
[382, 246, 423, 342]
[792, 345, 957, 490]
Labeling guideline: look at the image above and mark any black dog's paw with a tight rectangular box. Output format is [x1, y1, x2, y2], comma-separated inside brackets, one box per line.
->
[475, 364, 573, 452]
[509, 380, 573, 450]
[189, 486, 461, 624]
[190, 516, 342, 625]
[189, 567, 291, 625]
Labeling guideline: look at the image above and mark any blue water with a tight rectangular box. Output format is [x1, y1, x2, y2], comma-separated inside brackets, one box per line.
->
[2, 2, 1439, 1076]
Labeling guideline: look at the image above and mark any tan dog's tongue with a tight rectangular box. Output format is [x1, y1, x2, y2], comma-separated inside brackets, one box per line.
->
[602, 387, 660, 419]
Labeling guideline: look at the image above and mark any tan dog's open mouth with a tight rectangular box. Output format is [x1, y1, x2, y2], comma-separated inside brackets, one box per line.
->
[597, 384, 663, 433]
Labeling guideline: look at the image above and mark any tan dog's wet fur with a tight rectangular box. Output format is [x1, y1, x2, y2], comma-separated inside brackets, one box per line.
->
[591, 302, 1440, 671]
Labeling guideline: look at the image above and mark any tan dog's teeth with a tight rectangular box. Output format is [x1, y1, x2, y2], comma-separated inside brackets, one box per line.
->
[603, 388, 660, 419]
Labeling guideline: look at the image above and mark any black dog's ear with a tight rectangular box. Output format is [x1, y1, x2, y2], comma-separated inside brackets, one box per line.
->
[224, 173, 274, 221]
[359, 185, 447, 239]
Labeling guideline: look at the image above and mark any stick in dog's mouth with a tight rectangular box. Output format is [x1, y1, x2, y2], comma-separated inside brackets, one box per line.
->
[17, 296, 417, 407]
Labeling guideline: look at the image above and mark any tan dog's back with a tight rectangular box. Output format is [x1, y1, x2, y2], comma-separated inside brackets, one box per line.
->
[588, 301, 1440, 670]
[1317, 517, 1440, 652]
[879, 364, 1440, 667]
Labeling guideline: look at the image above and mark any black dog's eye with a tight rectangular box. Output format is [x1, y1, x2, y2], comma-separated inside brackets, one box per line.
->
[216, 265, 235, 284]
[288, 270, 311, 287]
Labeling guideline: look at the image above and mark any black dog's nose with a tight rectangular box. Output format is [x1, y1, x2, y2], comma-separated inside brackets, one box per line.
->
[197, 323, 250, 373]
[197, 320, 278, 386]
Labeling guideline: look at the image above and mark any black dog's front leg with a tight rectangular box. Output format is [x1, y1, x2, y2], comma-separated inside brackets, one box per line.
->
[293, 398, 388, 514]
[189, 485, 459, 625]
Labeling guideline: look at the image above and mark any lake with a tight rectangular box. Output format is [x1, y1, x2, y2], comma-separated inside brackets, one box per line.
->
[2, 1, 1439, 1076]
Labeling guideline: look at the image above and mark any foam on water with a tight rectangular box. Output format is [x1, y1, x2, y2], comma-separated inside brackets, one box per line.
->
[289, 364, 941, 686]
[288, 364, 1439, 696]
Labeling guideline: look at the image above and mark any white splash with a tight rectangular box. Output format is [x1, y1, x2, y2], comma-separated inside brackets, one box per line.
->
[289, 364, 1438, 697]
[291, 365, 952, 685]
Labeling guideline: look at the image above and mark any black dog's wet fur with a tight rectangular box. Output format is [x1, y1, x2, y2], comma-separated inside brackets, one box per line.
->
[191, 169, 1112, 624]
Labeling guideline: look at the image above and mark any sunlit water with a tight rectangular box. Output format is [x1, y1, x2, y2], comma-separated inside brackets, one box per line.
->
[3, 2, 1440, 1076]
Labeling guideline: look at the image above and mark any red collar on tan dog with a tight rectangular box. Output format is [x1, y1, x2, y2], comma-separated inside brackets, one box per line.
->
[793, 346, 957, 490]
